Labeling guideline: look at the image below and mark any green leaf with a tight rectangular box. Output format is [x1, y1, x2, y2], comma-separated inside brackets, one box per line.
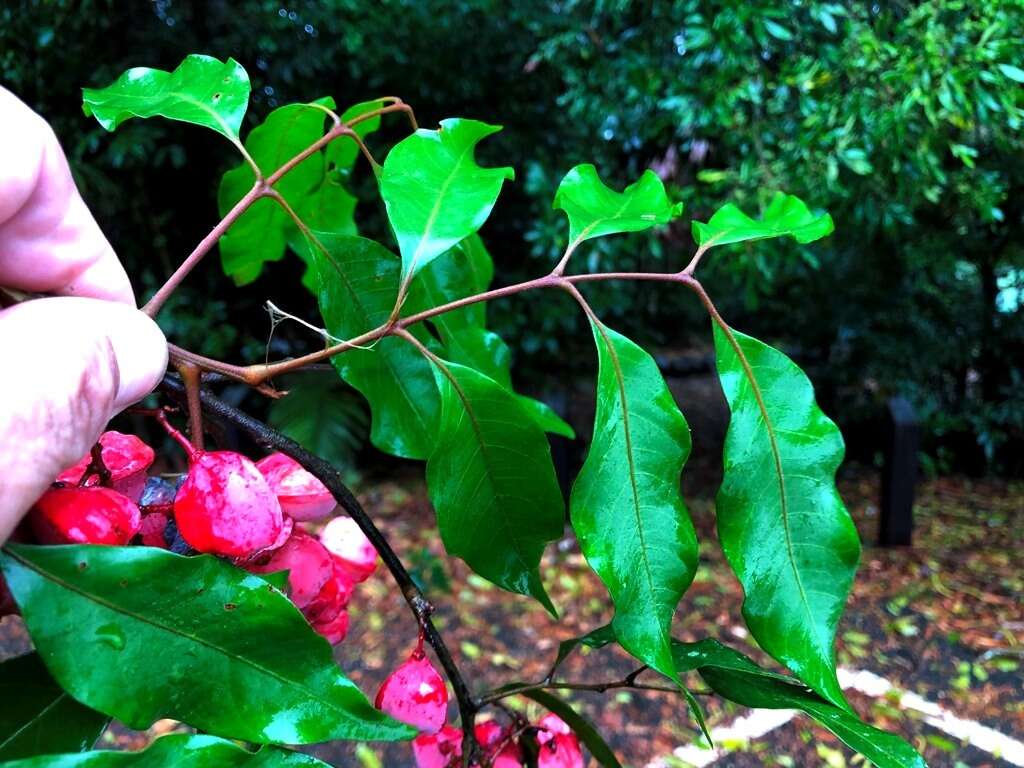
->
[517, 689, 622, 768]
[570, 322, 698, 680]
[406, 238, 574, 439]
[0, 544, 414, 744]
[553, 164, 682, 248]
[671, 640, 927, 768]
[998, 63, 1024, 83]
[0, 654, 109, 761]
[712, 324, 861, 709]
[267, 377, 368, 469]
[691, 192, 834, 248]
[551, 624, 616, 671]
[218, 99, 335, 285]
[82, 54, 249, 141]
[289, 178, 358, 292]
[0, 734, 332, 768]
[325, 100, 386, 178]
[425, 360, 564, 614]
[310, 233, 441, 460]
[380, 119, 514, 282]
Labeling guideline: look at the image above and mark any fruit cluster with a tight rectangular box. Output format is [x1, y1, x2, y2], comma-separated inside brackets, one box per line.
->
[7, 425, 378, 646]
[376, 645, 584, 767]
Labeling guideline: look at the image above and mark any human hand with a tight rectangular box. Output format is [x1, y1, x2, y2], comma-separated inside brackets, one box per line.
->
[0, 87, 167, 541]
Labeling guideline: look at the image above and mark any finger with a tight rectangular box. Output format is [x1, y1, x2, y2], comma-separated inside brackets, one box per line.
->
[0, 86, 134, 305]
[0, 297, 167, 540]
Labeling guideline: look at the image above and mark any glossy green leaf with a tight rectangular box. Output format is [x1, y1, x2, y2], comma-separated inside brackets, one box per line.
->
[406, 238, 574, 439]
[289, 178, 358, 291]
[0, 734, 331, 768]
[0, 654, 108, 761]
[0, 544, 414, 744]
[218, 99, 335, 285]
[671, 640, 926, 768]
[517, 689, 622, 768]
[713, 324, 860, 709]
[425, 360, 564, 614]
[310, 233, 441, 460]
[553, 164, 682, 248]
[570, 322, 698, 680]
[82, 54, 249, 141]
[691, 192, 834, 247]
[325, 99, 386, 178]
[551, 624, 616, 672]
[380, 118, 514, 281]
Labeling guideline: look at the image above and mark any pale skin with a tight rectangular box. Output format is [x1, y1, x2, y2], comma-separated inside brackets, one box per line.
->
[0, 87, 168, 541]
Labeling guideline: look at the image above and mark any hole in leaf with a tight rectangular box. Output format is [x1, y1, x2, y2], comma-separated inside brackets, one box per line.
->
[223, 602, 237, 611]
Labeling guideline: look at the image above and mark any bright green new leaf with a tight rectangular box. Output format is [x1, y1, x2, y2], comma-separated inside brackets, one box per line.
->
[0, 734, 332, 768]
[553, 164, 682, 248]
[0, 544, 414, 744]
[713, 324, 861, 709]
[998, 63, 1024, 84]
[691, 192, 834, 247]
[380, 119, 514, 281]
[218, 99, 336, 285]
[0, 654, 108, 761]
[672, 640, 927, 768]
[82, 54, 249, 141]
[570, 322, 698, 681]
[425, 360, 564, 614]
[289, 178, 358, 291]
[310, 233, 441, 460]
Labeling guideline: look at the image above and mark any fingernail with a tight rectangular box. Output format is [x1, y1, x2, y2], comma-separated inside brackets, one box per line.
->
[106, 309, 168, 410]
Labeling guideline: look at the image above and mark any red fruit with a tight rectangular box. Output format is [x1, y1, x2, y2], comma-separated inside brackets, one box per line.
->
[174, 451, 284, 559]
[246, 529, 334, 610]
[375, 647, 449, 733]
[256, 453, 336, 521]
[311, 607, 350, 645]
[30, 486, 141, 545]
[0, 574, 17, 618]
[536, 714, 583, 768]
[58, 431, 155, 502]
[304, 559, 356, 625]
[320, 515, 378, 582]
[412, 724, 462, 768]
[139, 512, 169, 549]
[475, 720, 523, 767]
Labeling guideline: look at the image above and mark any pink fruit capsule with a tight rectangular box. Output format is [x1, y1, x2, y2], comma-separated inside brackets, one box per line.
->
[412, 724, 462, 768]
[536, 713, 583, 768]
[475, 720, 523, 767]
[138, 512, 169, 549]
[30, 486, 141, 545]
[375, 647, 449, 733]
[311, 607, 350, 645]
[320, 515, 378, 582]
[303, 558, 356, 625]
[58, 431, 155, 502]
[256, 452, 337, 521]
[246, 529, 334, 610]
[173, 450, 284, 559]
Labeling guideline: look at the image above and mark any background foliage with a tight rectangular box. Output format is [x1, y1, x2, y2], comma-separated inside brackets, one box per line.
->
[3, 0, 1021, 473]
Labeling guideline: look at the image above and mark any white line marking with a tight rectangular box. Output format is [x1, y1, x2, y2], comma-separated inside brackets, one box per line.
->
[647, 667, 1024, 767]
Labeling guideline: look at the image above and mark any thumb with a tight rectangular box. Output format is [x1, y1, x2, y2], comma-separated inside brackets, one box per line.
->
[0, 297, 167, 541]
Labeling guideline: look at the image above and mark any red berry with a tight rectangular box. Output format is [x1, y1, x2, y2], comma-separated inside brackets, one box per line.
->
[320, 515, 378, 582]
[311, 607, 350, 645]
[475, 720, 523, 767]
[58, 431, 155, 502]
[138, 512, 169, 549]
[256, 453, 336, 521]
[30, 486, 141, 545]
[375, 647, 449, 733]
[174, 451, 284, 559]
[535, 714, 583, 768]
[304, 558, 356, 625]
[412, 724, 462, 768]
[246, 529, 333, 610]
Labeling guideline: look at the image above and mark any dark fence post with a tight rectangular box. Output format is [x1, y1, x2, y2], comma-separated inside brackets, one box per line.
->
[878, 396, 919, 546]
